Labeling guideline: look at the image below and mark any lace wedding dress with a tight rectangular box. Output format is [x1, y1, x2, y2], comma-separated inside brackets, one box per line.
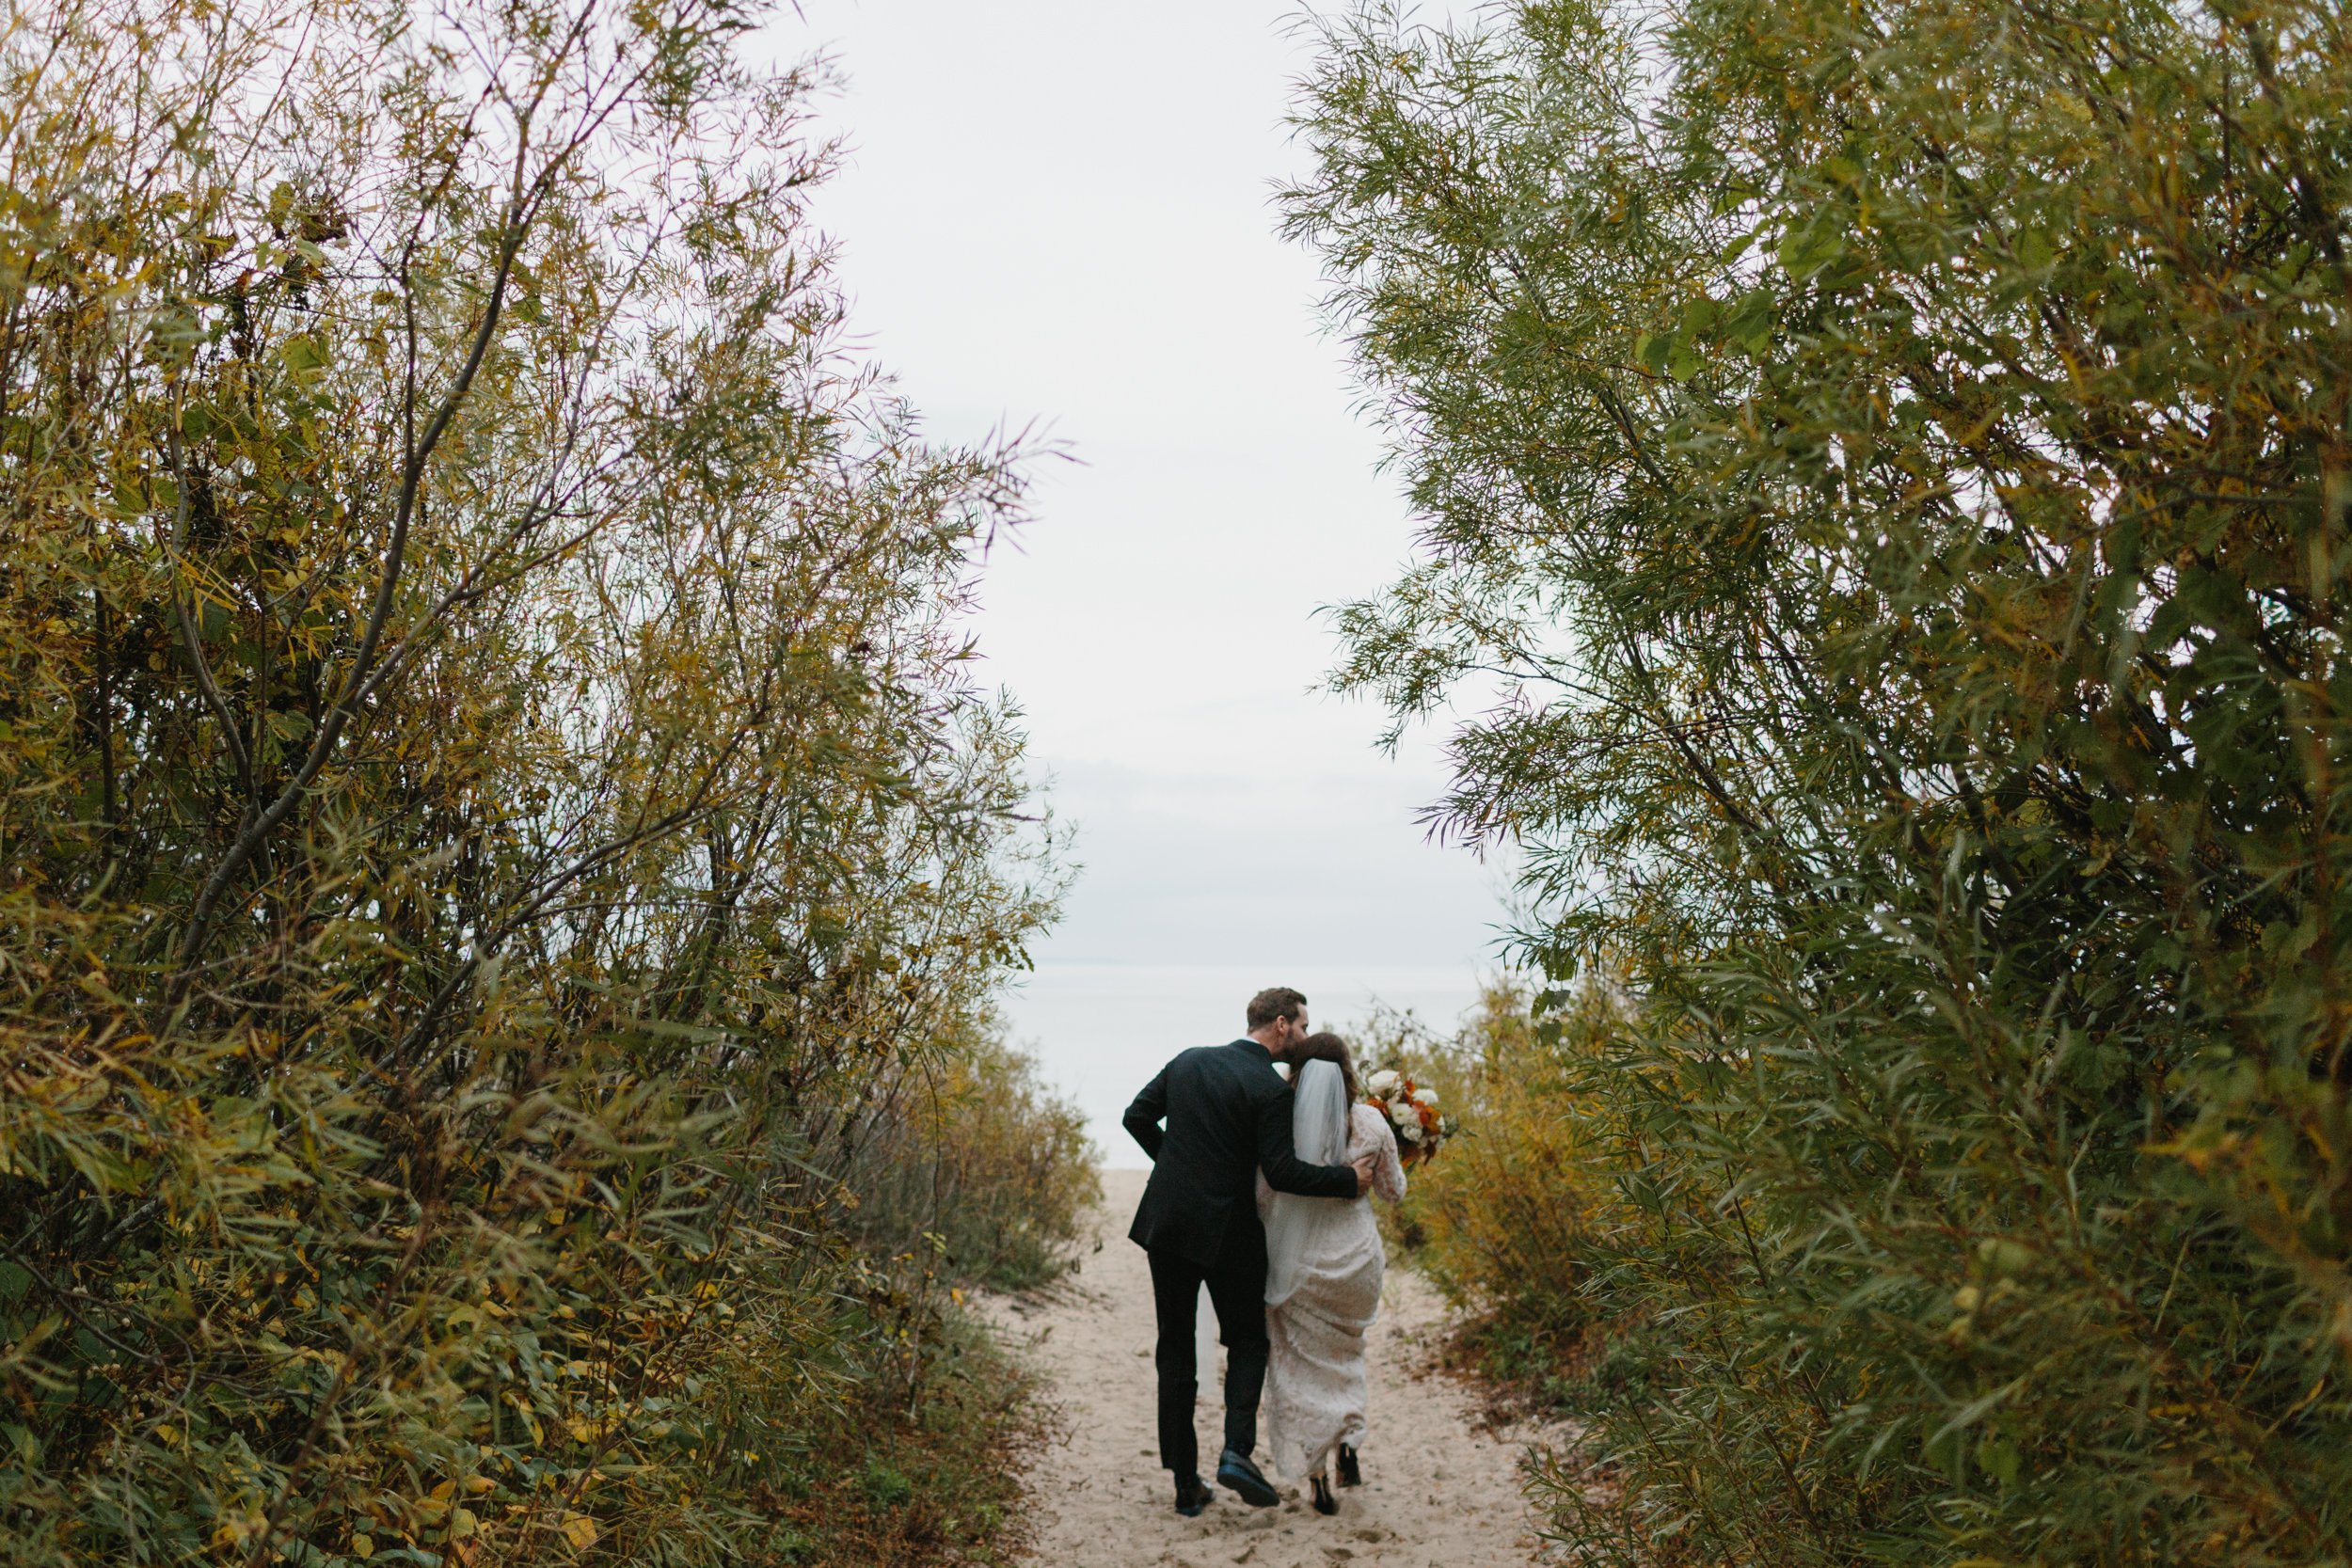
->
[1256, 1064, 1408, 1482]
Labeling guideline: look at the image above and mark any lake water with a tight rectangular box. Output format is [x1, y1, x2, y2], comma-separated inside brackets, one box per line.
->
[1000, 960, 1489, 1167]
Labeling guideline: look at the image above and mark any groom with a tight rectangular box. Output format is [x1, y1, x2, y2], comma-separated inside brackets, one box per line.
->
[1122, 987, 1376, 1515]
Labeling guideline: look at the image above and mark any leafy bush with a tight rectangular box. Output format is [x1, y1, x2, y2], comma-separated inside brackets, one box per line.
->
[840, 1018, 1100, 1293]
[766, 1310, 1039, 1568]
[1357, 985, 1611, 1371]
[1293, 0, 2352, 1561]
[0, 0, 1078, 1562]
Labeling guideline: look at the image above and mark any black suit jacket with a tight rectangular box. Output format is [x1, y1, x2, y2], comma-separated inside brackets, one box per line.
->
[1123, 1038, 1361, 1269]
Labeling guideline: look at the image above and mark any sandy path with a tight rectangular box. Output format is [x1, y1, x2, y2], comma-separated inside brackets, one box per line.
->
[984, 1169, 1565, 1568]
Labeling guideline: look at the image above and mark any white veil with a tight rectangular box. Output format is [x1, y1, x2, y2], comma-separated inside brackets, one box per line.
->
[1262, 1058, 1350, 1309]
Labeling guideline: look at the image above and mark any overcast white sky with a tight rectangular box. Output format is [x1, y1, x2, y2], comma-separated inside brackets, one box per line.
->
[779, 1, 1508, 1163]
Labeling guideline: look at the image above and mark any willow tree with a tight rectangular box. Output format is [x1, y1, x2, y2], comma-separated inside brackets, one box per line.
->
[1292, 0, 2351, 1560]
[0, 0, 1060, 1561]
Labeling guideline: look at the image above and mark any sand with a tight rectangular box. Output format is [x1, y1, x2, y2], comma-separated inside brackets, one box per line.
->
[982, 1169, 1569, 1568]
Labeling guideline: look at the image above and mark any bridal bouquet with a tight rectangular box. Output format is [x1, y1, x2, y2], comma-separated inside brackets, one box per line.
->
[1363, 1069, 1455, 1166]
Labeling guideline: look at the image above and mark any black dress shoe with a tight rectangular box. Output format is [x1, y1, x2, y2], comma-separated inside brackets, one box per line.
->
[1337, 1444, 1361, 1488]
[1215, 1448, 1279, 1508]
[1173, 1473, 1213, 1516]
[1310, 1473, 1338, 1515]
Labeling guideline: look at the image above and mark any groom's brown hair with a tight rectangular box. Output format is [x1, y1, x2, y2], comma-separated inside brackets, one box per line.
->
[1246, 986, 1308, 1030]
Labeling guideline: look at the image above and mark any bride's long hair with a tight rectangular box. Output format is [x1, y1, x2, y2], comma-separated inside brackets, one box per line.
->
[1291, 1031, 1360, 1102]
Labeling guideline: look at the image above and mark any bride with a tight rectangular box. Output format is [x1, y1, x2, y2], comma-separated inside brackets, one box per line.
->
[1256, 1031, 1408, 1514]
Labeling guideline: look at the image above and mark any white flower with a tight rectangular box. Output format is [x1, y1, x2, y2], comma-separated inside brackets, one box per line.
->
[1415, 1087, 1439, 1108]
[1389, 1101, 1416, 1128]
[1394, 1117, 1424, 1142]
[1366, 1069, 1402, 1098]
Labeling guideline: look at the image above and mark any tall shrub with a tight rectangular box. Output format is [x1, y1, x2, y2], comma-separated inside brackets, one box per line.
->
[0, 0, 1066, 1561]
[1359, 985, 1613, 1381]
[1291, 0, 2352, 1560]
[838, 1018, 1099, 1295]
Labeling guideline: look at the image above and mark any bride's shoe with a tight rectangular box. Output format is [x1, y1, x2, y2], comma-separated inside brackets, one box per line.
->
[1310, 1472, 1338, 1516]
[1337, 1445, 1361, 1488]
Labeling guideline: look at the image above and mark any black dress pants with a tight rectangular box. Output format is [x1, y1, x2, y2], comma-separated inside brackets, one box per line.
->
[1147, 1241, 1270, 1477]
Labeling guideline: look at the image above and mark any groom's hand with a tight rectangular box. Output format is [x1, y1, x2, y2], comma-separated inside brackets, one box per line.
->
[1350, 1150, 1379, 1196]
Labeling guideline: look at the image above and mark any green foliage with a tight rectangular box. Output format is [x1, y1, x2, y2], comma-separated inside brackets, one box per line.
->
[743, 1307, 1042, 1568]
[0, 0, 1084, 1563]
[1356, 985, 1614, 1375]
[1292, 0, 2352, 1560]
[839, 1016, 1101, 1293]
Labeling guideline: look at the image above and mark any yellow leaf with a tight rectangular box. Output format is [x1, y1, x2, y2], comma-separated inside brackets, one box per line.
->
[450, 1507, 478, 1539]
[561, 1513, 599, 1550]
[350, 1534, 374, 1560]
